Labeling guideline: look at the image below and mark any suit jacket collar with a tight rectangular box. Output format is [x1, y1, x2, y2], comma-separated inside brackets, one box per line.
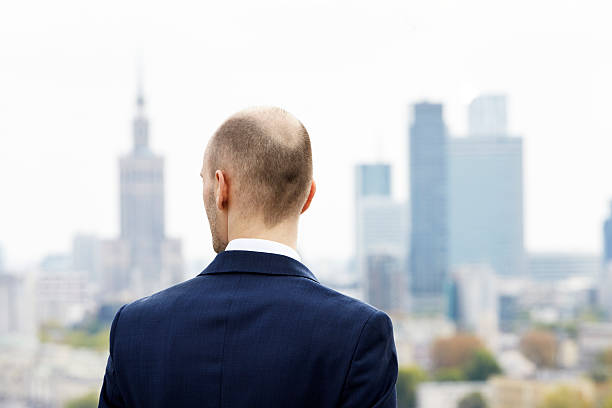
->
[198, 250, 319, 283]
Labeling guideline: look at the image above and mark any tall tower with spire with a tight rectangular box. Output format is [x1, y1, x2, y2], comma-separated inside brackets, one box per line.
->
[108, 85, 183, 297]
[120, 87, 165, 243]
[132, 86, 150, 153]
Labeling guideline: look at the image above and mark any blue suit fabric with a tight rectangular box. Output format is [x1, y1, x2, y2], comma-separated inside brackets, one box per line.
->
[99, 249, 398, 407]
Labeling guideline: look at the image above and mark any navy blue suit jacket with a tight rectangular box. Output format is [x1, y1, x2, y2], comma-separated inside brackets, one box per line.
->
[99, 250, 398, 407]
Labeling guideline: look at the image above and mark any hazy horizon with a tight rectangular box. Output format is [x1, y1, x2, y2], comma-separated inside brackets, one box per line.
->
[1, 0, 612, 269]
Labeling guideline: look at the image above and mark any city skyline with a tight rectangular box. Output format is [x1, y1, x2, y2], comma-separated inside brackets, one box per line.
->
[1, 0, 612, 268]
[0, 90, 607, 269]
[2, 2, 612, 407]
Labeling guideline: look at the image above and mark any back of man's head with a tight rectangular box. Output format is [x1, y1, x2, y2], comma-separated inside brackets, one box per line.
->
[204, 106, 313, 228]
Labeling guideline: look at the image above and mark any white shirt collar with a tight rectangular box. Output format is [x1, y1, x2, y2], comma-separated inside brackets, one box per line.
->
[225, 238, 302, 262]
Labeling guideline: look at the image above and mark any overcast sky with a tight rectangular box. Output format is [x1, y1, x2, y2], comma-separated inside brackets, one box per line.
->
[1, 0, 612, 268]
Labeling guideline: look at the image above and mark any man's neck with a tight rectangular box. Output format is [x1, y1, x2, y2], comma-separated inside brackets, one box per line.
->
[228, 218, 299, 251]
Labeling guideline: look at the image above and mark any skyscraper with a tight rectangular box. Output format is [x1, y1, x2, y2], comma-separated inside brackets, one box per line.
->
[101, 86, 184, 299]
[119, 88, 166, 287]
[448, 94, 524, 277]
[355, 164, 393, 268]
[366, 254, 404, 313]
[528, 252, 600, 281]
[603, 201, 612, 264]
[355, 164, 391, 198]
[409, 102, 448, 311]
[600, 202, 612, 317]
[354, 163, 406, 312]
[0, 273, 29, 335]
[468, 94, 507, 137]
[72, 234, 100, 283]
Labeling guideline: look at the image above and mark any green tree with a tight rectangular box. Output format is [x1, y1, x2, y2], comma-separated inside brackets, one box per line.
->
[39, 322, 109, 351]
[434, 367, 466, 382]
[463, 348, 502, 381]
[431, 334, 483, 370]
[396, 366, 427, 408]
[598, 347, 612, 366]
[588, 365, 610, 383]
[64, 391, 98, 408]
[536, 386, 592, 408]
[588, 346, 612, 383]
[458, 392, 488, 408]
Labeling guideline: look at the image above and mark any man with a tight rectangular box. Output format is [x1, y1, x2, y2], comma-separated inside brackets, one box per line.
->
[99, 106, 398, 407]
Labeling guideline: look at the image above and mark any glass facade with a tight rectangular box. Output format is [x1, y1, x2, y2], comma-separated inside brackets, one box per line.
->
[409, 102, 448, 299]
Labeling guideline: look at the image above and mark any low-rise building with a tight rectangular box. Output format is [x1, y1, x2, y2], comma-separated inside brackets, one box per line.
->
[489, 376, 595, 408]
[418, 381, 489, 408]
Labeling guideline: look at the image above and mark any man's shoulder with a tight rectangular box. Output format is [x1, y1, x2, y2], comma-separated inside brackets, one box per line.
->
[275, 276, 389, 332]
[126, 274, 375, 308]
[118, 276, 199, 316]
[310, 280, 382, 318]
[117, 273, 385, 330]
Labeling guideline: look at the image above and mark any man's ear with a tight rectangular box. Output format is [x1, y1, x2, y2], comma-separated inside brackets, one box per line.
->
[300, 180, 316, 214]
[215, 170, 228, 210]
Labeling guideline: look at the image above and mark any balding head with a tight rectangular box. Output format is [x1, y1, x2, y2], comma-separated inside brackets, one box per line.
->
[203, 106, 313, 228]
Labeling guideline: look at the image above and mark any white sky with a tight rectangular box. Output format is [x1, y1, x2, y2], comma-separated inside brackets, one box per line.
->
[1, 0, 612, 268]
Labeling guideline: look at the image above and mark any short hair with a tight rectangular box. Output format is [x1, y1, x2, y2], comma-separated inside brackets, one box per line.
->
[205, 106, 313, 227]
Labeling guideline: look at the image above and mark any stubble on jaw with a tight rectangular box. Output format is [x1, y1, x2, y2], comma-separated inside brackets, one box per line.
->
[205, 188, 227, 253]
